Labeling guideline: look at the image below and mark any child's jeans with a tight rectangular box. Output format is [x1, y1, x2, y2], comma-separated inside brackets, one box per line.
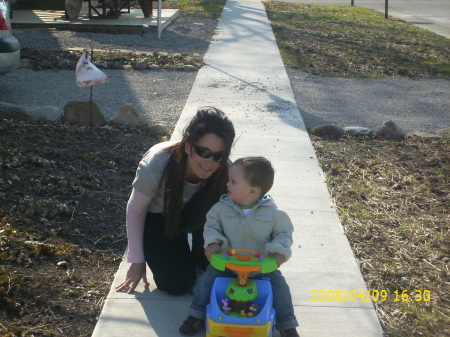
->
[188, 264, 299, 331]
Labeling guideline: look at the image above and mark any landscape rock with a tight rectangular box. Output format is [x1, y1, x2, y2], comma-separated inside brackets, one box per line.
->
[436, 127, 450, 139]
[122, 65, 133, 70]
[406, 131, 442, 139]
[134, 59, 149, 70]
[38, 60, 54, 70]
[57, 60, 71, 69]
[184, 56, 194, 64]
[109, 104, 148, 126]
[29, 106, 64, 122]
[149, 124, 167, 136]
[157, 52, 169, 58]
[343, 126, 373, 137]
[56, 261, 69, 269]
[112, 62, 123, 69]
[20, 58, 33, 69]
[0, 101, 30, 121]
[64, 101, 107, 125]
[183, 55, 201, 68]
[183, 65, 198, 72]
[93, 62, 109, 69]
[311, 124, 343, 138]
[375, 120, 405, 139]
[19, 47, 204, 72]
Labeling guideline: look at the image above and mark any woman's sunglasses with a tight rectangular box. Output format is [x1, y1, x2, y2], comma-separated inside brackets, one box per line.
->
[192, 145, 224, 162]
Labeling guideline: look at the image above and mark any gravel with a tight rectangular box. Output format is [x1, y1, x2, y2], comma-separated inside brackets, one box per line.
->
[1, 68, 197, 126]
[2, 17, 216, 127]
[13, 17, 217, 56]
[1, 16, 449, 133]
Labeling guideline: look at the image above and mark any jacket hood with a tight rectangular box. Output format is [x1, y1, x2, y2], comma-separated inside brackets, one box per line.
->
[220, 194, 276, 208]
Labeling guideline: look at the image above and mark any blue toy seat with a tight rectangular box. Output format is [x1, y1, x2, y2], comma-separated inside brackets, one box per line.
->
[206, 276, 276, 337]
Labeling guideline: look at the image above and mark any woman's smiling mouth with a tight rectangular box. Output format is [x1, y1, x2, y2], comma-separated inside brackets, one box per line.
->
[200, 164, 212, 172]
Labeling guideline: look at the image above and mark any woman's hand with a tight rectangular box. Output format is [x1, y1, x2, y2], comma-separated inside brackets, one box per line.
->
[205, 243, 221, 261]
[115, 262, 150, 293]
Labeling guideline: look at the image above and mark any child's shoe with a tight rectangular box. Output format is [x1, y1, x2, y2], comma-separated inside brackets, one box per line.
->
[179, 315, 205, 335]
[281, 327, 300, 337]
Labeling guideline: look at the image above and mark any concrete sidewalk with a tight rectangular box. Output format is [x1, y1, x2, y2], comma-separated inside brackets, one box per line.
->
[92, 0, 384, 336]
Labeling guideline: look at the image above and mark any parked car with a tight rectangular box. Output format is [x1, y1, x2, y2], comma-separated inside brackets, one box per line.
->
[0, 0, 20, 76]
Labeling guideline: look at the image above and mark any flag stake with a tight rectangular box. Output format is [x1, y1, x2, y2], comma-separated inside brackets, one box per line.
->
[75, 47, 108, 136]
[90, 48, 93, 135]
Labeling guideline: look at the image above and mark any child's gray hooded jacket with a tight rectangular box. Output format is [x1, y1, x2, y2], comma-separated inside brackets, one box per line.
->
[203, 195, 294, 261]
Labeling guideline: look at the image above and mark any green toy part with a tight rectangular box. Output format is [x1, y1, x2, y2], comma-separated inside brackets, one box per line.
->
[210, 251, 278, 274]
[226, 279, 258, 302]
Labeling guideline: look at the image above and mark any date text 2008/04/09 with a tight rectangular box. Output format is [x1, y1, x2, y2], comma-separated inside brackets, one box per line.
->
[310, 289, 431, 303]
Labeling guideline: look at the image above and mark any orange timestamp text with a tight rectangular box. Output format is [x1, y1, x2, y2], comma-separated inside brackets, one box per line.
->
[310, 289, 431, 303]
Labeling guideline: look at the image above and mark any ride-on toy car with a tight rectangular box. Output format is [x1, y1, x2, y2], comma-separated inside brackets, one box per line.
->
[206, 249, 278, 337]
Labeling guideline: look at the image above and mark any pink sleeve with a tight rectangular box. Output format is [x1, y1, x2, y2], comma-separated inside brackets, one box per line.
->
[126, 189, 152, 263]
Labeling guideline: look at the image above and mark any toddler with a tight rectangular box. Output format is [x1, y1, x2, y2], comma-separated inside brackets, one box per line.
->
[179, 156, 299, 337]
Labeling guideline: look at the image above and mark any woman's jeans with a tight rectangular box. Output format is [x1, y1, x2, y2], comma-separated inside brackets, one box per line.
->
[143, 211, 209, 295]
[188, 265, 299, 331]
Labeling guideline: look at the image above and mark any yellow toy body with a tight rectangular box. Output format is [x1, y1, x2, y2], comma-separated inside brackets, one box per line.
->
[206, 317, 273, 337]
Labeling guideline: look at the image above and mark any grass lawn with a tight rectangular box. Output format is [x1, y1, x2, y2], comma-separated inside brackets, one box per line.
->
[166, 0, 226, 19]
[264, 2, 450, 78]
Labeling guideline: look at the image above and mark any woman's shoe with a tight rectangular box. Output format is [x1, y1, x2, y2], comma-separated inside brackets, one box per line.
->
[179, 315, 205, 335]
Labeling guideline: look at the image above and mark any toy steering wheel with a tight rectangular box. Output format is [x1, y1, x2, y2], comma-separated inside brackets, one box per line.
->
[225, 249, 263, 261]
[210, 249, 278, 274]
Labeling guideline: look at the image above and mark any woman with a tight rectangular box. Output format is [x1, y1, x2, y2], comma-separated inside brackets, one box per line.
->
[116, 107, 235, 295]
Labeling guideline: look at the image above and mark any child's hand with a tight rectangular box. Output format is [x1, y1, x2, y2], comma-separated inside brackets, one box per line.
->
[205, 243, 221, 261]
[271, 252, 286, 267]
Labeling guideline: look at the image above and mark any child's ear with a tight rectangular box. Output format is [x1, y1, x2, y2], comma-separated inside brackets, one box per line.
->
[250, 186, 261, 197]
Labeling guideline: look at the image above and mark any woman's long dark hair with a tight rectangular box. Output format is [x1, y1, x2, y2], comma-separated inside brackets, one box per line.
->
[159, 107, 235, 239]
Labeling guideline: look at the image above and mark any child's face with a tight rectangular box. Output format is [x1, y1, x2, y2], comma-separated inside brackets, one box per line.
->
[227, 165, 259, 205]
